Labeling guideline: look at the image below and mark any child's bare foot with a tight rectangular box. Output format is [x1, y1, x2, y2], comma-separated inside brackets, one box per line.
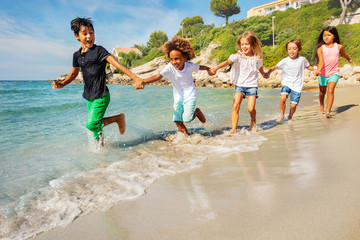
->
[250, 122, 257, 132]
[228, 129, 237, 135]
[319, 107, 324, 116]
[276, 116, 284, 122]
[115, 113, 126, 134]
[326, 112, 332, 118]
[195, 108, 206, 123]
[287, 119, 293, 126]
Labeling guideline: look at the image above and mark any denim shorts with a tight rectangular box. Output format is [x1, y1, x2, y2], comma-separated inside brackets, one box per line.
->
[235, 86, 258, 98]
[281, 85, 301, 104]
[318, 73, 340, 86]
[173, 98, 196, 122]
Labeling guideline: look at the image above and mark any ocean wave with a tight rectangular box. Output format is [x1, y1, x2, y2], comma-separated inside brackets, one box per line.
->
[0, 129, 267, 240]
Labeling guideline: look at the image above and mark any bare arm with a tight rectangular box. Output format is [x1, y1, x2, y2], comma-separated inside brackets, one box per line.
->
[199, 65, 215, 76]
[143, 73, 163, 85]
[106, 55, 143, 84]
[306, 65, 315, 71]
[199, 65, 210, 71]
[264, 65, 278, 78]
[258, 66, 270, 79]
[315, 47, 324, 76]
[52, 67, 79, 89]
[209, 59, 233, 75]
[339, 44, 352, 63]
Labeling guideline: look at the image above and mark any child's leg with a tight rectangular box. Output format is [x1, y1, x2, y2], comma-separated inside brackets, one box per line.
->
[173, 101, 189, 134]
[325, 82, 337, 117]
[287, 89, 300, 121]
[103, 113, 126, 134]
[192, 108, 206, 123]
[288, 103, 297, 120]
[277, 94, 288, 122]
[247, 96, 257, 131]
[230, 92, 244, 134]
[318, 86, 327, 115]
[183, 99, 206, 123]
[174, 121, 188, 135]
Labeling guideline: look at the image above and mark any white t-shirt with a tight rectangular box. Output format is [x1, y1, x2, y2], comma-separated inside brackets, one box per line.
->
[277, 56, 310, 93]
[229, 52, 263, 87]
[160, 62, 200, 103]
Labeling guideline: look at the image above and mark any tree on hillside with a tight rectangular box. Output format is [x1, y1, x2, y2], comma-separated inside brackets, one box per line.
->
[178, 16, 204, 37]
[118, 51, 141, 68]
[182, 16, 204, 28]
[210, 0, 240, 26]
[147, 30, 168, 49]
[339, 0, 352, 24]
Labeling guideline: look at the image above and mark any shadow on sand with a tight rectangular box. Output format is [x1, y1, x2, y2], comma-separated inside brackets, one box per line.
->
[335, 104, 358, 114]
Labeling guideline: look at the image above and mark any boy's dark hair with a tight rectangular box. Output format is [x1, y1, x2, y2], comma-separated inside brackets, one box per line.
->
[163, 37, 195, 61]
[71, 17, 94, 35]
[315, 26, 340, 61]
[286, 38, 302, 51]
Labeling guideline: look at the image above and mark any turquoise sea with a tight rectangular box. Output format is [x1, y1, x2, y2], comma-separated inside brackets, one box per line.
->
[0, 81, 285, 239]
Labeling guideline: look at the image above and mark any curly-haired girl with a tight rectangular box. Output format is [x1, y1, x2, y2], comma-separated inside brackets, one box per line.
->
[139, 37, 213, 135]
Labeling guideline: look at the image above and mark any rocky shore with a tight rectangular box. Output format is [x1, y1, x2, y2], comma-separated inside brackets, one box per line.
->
[57, 43, 360, 89]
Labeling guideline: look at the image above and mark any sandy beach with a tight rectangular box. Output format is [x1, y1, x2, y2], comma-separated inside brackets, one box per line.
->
[33, 86, 360, 240]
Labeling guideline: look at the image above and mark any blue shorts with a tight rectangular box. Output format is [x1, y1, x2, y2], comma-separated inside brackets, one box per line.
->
[281, 86, 301, 104]
[173, 98, 196, 122]
[318, 73, 340, 86]
[235, 86, 258, 98]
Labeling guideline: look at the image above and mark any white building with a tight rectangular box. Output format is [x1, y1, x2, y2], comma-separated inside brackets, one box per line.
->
[247, 0, 319, 18]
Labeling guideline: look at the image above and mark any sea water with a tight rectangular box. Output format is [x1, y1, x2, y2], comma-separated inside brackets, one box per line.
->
[0, 81, 282, 239]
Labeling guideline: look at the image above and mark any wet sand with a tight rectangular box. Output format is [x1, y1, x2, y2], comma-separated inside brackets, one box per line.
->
[33, 87, 360, 240]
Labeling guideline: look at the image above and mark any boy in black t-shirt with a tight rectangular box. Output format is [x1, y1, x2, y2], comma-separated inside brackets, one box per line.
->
[53, 17, 143, 144]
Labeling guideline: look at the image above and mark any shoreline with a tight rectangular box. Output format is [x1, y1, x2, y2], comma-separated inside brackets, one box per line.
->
[33, 86, 360, 240]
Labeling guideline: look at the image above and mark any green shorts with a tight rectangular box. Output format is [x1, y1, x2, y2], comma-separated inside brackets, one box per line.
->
[85, 92, 110, 139]
[318, 73, 340, 86]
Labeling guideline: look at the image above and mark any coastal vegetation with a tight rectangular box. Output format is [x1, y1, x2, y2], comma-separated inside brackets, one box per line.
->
[210, 0, 241, 26]
[117, 0, 359, 69]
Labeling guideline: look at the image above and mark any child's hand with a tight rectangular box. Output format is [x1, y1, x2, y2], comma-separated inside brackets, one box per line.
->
[314, 70, 321, 76]
[349, 59, 353, 64]
[133, 77, 144, 90]
[263, 72, 270, 79]
[133, 80, 144, 90]
[52, 80, 64, 89]
[208, 68, 217, 76]
[207, 69, 215, 76]
[134, 82, 144, 90]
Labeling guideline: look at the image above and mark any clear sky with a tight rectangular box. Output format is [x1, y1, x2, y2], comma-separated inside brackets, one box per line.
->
[0, 0, 271, 80]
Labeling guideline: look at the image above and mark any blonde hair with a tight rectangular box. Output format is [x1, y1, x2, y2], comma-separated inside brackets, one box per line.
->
[163, 37, 195, 61]
[236, 31, 262, 58]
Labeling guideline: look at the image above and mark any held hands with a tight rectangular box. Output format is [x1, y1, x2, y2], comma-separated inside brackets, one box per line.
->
[208, 68, 217, 76]
[52, 80, 64, 89]
[263, 71, 270, 79]
[133, 77, 144, 90]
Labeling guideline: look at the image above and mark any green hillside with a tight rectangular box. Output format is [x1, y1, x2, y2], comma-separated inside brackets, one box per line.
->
[192, 0, 359, 67]
[127, 0, 359, 69]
